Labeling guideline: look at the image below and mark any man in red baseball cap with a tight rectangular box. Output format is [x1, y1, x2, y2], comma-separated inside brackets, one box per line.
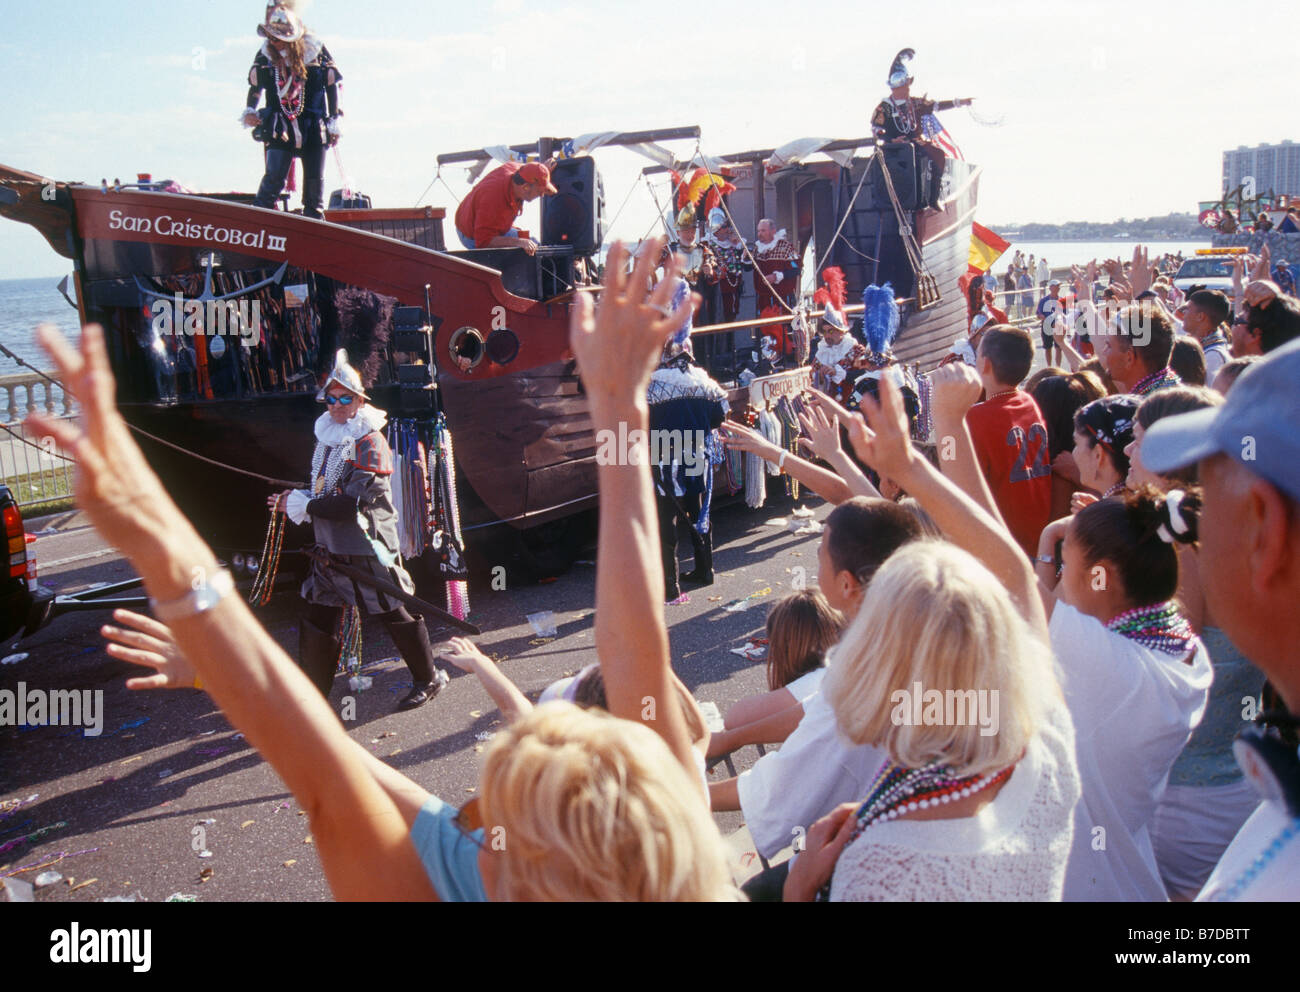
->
[454, 160, 558, 255]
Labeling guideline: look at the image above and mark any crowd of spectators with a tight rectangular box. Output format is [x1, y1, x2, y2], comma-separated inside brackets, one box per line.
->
[26, 232, 1300, 902]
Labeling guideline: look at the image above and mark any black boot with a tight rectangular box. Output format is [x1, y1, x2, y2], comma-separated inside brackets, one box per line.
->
[682, 526, 714, 586]
[387, 616, 448, 710]
[298, 618, 340, 699]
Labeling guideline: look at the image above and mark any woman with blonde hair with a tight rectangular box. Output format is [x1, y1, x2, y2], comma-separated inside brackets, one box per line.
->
[784, 365, 1080, 901]
[43, 238, 738, 901]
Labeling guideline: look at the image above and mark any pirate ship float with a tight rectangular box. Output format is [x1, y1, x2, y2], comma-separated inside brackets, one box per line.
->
[0, 108, 980, 577]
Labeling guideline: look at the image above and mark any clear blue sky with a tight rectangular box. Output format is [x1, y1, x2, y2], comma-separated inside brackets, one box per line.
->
[1, 0, 1294, 277]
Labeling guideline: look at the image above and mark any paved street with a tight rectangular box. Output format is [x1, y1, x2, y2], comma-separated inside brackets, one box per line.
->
[1, 490, 830, 901]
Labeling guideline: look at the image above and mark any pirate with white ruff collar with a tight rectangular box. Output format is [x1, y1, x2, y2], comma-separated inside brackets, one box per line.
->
[242, 2, 342, 219]
[271, 350, 449, 709]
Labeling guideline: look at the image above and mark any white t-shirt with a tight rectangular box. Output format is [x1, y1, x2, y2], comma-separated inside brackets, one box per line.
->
[783, 667, 826, 705]
[830, 700, 1081, 901]
[736, 688, 887, 859]
[1051, 602, 1212, 901]
[1197, 800, 1300, 901]
[1037, 260, 1050, 283]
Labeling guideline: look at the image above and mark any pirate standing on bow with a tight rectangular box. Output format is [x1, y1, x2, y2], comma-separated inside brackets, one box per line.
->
[270, 350, 450, 710]
[242, 2, 342, 219]
[870, 48, 971, 210]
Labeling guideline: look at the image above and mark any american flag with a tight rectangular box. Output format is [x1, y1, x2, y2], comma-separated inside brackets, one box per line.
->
[921, 114, 963, 161]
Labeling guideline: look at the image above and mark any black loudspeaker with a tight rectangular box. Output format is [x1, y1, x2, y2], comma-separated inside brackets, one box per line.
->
[328, 189, 372, 209]
[871, 144, 923, 212]
[541, 158, 604, 254]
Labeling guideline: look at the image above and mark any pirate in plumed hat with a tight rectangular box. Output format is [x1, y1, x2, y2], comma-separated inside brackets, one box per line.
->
[271, 350, 450, 709]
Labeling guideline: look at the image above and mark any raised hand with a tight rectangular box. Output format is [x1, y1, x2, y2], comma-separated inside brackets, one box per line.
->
[1129, 245, 1152, 297]
[717, 420, 780, 461]
[26, 324, 176, 554]
[102, 610, 197, 690]
[432, 636, 490, 672]
[929, 362, 983, 423]
[569, 238, 693, 411]
[797, 398, 843, 461]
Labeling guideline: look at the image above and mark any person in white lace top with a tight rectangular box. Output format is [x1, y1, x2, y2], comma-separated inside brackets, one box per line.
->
[784, 365, 1080, 902]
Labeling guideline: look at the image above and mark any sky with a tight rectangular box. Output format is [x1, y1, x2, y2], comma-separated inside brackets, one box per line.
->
[0, 0, 1295, 278]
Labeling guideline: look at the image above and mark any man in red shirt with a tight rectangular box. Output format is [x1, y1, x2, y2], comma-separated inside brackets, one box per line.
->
[454, 161, 558, 254]
[962, 324, 1052, 556]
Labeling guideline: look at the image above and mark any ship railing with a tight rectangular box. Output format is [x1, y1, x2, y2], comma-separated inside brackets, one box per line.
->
[0, 371, 76, 510]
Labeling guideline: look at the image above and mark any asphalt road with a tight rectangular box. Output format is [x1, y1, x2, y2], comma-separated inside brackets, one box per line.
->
[1, 488, 830, 902]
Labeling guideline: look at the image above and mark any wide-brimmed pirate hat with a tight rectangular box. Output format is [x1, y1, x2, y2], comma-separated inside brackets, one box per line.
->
[258, 4, 306, 43]
[317, 349, 370, 402]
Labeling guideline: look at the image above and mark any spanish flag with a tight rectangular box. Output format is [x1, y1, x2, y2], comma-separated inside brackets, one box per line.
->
[968, 222, 1010, 272]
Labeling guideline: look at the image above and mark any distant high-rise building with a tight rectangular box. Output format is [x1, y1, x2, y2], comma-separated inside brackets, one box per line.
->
[1223, 141, 1300, 197]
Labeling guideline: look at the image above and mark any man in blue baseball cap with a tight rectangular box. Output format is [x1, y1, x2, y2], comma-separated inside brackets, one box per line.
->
[1141, 336, 1300, 900]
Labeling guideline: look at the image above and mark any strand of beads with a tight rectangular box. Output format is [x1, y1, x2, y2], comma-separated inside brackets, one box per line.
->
[1106, 600, 1195, 654]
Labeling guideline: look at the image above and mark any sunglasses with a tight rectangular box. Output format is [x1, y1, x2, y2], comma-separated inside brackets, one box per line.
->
[325, 394, 355, 406]
[453, 796, 486, 850]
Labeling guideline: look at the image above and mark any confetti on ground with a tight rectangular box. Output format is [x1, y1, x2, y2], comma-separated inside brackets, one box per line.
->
[196, 747, 231, 757]
[526, 611, 558, 638]
[198, 818, 215, 825]
[282, 860, 297, 867]
[722, 587, 772, 613]
[303, 835, 313, 845]
[69, 878, 97, 892]
[708, 596, 723, 602]
[198, 868, 214, 882]
[474, 731, 496, 742]
[157, 769, 174, 780]
[730, 638, 769, 661]
[240, 820, 255, 830]
[166, 893, 197, 902]
[469, 710, 482, 719]
[197, 850, 213, 859]
[527, 637, 554, 646]
[119, 756, 143, 765]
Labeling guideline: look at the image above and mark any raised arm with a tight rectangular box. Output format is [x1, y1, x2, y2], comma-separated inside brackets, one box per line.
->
[802, 392, 884, 500]
[847, 371, 1047, 639]
[569, 240, 697, 776]
[927, 363, 1005, 527]
[29, 325, 434, 901]
[718, 419, 855, 504]
[436, 637, 533, 725]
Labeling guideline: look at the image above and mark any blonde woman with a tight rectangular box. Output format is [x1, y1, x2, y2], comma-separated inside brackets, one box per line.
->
[35, 238, 737, 901]
[785, 365, 1080, 901]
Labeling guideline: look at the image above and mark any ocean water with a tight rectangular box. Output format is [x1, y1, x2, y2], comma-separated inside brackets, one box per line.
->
[1000, 239, 1214, 273]
[0, 276, 83, 374]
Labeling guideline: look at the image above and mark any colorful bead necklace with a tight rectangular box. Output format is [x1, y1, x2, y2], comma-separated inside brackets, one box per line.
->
[1132, 366, 1181, 397]
[1106, 600, 1196, 655]
[848, 759, 1017, 843]
[273, 64, 305, 120]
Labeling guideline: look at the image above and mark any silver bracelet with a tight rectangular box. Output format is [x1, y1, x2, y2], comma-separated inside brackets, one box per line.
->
[151, 568, 234, 623]
[1035, 553, 1055, 565]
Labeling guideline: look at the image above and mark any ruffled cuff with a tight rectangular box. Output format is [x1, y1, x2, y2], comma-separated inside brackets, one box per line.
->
[285, 489, 313, 525]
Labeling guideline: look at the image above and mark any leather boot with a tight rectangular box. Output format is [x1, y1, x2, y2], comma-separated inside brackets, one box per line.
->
[298, 618, 340, 699]
[682, 526, 714, 586]
[387, 616, 449, 710]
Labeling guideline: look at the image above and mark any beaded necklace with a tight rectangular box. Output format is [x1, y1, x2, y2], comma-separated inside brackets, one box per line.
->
[273, 64, 305, 120]
[1212, 817, 1300, 901]
[1132, 366, 1180, 397]
[1101, 481, 1126, 499]
[816, 758, 1015, 901]
[1105, 600, 1196, 655]
[848, 759, 1016, 843]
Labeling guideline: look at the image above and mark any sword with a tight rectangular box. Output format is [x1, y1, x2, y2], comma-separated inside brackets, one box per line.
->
[298, 547, 481, 635]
